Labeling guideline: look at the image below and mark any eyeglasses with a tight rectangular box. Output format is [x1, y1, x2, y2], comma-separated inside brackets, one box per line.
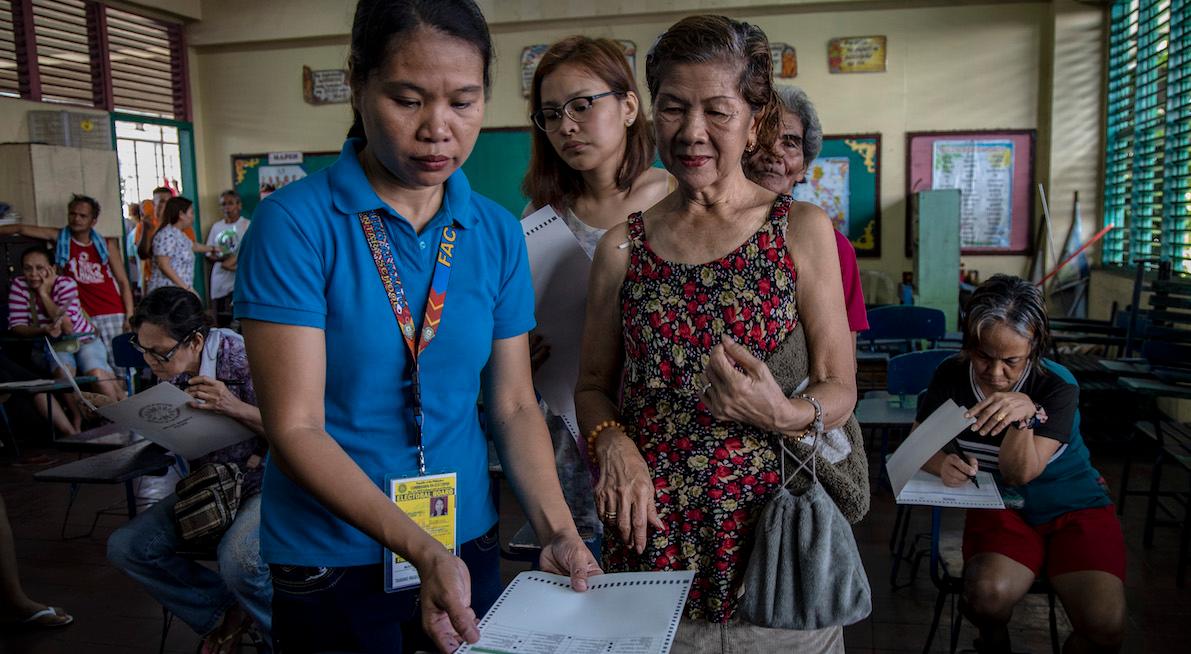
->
[131, 328, 198, 363]
[531, 91, 625, 132]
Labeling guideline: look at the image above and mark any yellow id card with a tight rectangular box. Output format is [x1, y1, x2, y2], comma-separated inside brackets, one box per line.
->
[385, 471, 458, 592]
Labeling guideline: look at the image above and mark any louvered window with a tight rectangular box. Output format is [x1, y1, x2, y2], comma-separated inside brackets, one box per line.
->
[0, 1, 187, 120]
[105, 5, 181, 119]
[0, 2, 18, 97]
[30, 0, 93, 105]
[1104, 0, 1191, 275]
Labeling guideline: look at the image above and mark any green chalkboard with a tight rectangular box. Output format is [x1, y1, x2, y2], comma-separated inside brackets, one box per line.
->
[231, 152, 339, 219]
[462, 127, 532, 216]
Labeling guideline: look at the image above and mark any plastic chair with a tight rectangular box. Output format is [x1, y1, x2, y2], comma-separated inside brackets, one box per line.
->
[887, 349, 958, 398]
[111, 332, 149, 395]
[861, 305, 946, 353]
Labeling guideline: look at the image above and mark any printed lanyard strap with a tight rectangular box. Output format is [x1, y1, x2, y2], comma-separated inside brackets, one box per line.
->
[358, 210, 458, 473]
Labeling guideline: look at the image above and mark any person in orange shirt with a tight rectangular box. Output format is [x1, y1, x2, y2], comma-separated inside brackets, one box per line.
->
[138, 187, 196, 283]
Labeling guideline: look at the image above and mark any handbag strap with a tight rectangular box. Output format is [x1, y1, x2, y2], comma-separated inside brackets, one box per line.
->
[779, 393, 823, 488]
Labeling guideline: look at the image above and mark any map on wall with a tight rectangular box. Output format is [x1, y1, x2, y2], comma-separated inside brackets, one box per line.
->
[788, 134, 881, 257]
[792, 157, 850, 235]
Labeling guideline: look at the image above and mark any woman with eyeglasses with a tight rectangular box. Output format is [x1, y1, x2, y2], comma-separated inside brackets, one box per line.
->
[107, 286, 271, 654]
[521, 35, 672, 552]
[233, 1, 598, 652]
[576, 16, 855, 651]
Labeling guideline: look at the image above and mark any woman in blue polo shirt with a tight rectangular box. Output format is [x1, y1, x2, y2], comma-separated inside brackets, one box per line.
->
[917, 275, 1125, 654]
[234, 1, 599, 652]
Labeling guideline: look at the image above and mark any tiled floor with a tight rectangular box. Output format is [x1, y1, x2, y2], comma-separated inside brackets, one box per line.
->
[1, 436, 1187, 653]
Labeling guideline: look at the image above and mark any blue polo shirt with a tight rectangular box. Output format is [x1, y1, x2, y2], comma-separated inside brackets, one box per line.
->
[235, 139, 535, 566]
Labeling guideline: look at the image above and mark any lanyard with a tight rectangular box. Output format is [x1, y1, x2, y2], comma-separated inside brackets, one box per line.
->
[359, 210, 458, 474]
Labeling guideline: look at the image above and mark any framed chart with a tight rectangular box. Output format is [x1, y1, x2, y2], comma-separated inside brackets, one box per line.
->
[905, 130, 1035, 256]
[791, 133, 882, 257]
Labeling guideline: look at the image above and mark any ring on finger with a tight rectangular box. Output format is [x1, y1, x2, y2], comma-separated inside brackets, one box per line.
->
[602, 511, 618, 522]
[996, 412, 1007, 421]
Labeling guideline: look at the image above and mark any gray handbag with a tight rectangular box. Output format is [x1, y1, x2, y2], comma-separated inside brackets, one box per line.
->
[738, 398, 872, 630]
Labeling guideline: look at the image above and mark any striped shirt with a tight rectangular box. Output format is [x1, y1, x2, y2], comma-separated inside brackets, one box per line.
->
[7, 275, 93, 336]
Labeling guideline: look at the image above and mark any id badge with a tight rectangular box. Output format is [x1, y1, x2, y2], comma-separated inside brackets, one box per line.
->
[384, 471, 458, 592]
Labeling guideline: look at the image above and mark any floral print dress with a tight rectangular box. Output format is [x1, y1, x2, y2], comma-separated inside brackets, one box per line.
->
[605, 195, 799, 622]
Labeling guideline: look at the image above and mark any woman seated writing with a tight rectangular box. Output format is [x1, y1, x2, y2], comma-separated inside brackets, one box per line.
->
[917, 275, 1125, 654]
[107, 287, 270, 653]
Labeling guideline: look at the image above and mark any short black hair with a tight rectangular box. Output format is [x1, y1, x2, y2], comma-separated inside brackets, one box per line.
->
[152, 186, 172, 197]
[68, 193, 100, 220]
[20, 245, 51, 266]
[346, 0, 492, 141]
[130, 286, 212, 342]
[220, 189, 241, 202]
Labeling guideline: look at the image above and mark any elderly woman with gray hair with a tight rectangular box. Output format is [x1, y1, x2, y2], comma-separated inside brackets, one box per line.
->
[915, 275, 1125, 654]
[743, 86, 867, 337]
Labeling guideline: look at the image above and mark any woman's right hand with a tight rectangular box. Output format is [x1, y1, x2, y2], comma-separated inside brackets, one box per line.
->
[939, 453, 978, 487]
[417, 547, 480, 653]
[594, 431, 665, 553]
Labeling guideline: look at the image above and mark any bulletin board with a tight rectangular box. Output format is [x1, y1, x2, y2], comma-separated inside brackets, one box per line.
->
[905, 129, 1035, 256]
[791, 133, 881, 258]
[230, 151, 339, 219]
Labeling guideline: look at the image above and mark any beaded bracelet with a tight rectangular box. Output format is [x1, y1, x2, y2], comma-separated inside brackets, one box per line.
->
[585, 420, 623, 460]
[795, 393, 823, 437]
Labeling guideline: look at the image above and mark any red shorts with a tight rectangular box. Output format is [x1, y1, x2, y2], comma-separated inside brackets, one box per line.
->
[962, 504, 1126, 581]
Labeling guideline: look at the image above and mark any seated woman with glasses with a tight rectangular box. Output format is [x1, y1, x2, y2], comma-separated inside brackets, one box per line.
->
[107, 286, 271, 654]
[522, 36, 673, 545]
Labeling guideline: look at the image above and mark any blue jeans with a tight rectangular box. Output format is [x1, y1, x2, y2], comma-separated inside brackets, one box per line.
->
[270, 525, 500, 654]
[107, 492, 272, 637]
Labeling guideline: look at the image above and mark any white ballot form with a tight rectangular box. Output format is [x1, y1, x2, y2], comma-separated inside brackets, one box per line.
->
[97, 382, 254, 459]
[522, 206, 592, 441]
[459, 570, 695, 654]
[885, 399, 980, 496]
[896, 469, 1005, 509]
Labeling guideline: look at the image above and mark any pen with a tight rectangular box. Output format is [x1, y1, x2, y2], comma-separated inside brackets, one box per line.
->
[944, 438, 981, 489]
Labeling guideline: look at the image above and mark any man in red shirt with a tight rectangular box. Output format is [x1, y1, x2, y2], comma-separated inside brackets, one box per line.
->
[1, 195, 135, 373]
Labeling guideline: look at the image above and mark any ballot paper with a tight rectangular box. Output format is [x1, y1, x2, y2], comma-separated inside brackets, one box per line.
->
[97, 382, 254, 459]
[885, 399, 977, 497]
[895, 469, 1005, 509]
[459, 570, 695, 654]
[522, 206, 591, 441]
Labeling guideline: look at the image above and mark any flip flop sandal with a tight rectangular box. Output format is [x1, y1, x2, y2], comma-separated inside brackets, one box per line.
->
[20, 606, 74, 628]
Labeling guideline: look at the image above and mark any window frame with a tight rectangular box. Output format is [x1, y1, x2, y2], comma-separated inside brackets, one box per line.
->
[1102, 0, 1190, 276]
[2, 0, 189, 120]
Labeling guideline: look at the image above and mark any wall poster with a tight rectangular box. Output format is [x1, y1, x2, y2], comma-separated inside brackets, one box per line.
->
[905, 130, 1036, 255]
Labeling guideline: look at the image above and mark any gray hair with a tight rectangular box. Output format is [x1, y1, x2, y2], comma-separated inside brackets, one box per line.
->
[962, 274, 1051, 369]
[774, 85, 823, 163]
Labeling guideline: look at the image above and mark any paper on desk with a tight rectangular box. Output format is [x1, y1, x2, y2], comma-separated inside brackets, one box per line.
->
[97, 382, 254, 459]
[895, 469, 1005, 509]
[0, 379, 58, 391]
[44, 338, 97, 412]
[885, 399, 976, 497]
[459, 570, 695, 654]
[522, 206, 591, 441]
